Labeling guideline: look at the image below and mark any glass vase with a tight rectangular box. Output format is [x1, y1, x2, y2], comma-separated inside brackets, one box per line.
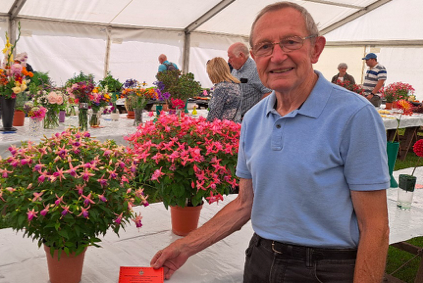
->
[78, 103, 89, 132]
[134, 108, 143, 126]
[397, 174, 416, 210]
[29, 118, 42, 136]
[90, 108, 102, 128]
[44, 108, 59, 129]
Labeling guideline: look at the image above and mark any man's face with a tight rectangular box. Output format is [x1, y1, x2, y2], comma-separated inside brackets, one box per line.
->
[365, 58, 376, 68]
[250, 8, 324, 93]
[227, 49, 245, 70]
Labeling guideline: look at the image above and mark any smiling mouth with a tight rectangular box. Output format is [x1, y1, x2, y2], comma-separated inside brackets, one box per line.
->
[270, 67, 294, 73]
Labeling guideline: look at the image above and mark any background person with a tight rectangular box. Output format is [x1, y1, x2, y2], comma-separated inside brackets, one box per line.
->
[205, 57, 241, 122]
[331, 62, 355, 84]
[157, 54, 178, 73]
[151, 2, 389, 282]
[362, 53, 387, 107]
[228, 42, 271, 119]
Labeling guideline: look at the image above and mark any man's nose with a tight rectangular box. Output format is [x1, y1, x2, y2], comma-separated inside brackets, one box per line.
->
[271, 43, 288, 60]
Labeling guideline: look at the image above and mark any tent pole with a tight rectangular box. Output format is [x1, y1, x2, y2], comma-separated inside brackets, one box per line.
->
[104, 27, 112, 78]
[182, 31, 191, 74]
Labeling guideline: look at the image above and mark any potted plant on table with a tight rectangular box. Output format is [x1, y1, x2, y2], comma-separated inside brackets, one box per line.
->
[0, 128, 149, 283]
[381, 82, 415, 110]
[23, 101, 47, 134]
[156, 70, 202, 113]
[12, 91, 29, 126]
[125, 114, 240, 236]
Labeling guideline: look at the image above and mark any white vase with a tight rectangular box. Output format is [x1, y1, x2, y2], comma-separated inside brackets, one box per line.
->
[29, 118, 42, 136]
[110, 112, 120, 121]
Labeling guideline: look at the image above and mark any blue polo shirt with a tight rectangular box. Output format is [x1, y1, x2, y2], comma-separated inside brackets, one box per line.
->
[236, 71, 389, 248]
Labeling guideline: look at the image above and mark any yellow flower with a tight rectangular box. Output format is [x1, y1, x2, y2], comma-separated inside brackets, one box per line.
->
[12, 86, 22, 93]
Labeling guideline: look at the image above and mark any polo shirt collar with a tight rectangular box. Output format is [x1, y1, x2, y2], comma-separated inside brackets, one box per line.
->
[265, 70, 331, 119]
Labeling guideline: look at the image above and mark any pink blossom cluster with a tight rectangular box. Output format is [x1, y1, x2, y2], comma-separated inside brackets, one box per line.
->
[381, 82, 415, 102]
[0, 128, 148, 229]
[125, 114, 240, 206]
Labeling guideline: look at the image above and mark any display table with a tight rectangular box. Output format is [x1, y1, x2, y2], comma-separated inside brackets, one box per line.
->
[382, 113, 423, 160]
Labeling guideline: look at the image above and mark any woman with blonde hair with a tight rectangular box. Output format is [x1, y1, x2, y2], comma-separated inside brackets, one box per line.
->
[206, 57, 241, 122]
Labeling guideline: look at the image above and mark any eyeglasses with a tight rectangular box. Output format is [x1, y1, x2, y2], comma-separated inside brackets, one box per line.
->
[251, 35, 317, 57]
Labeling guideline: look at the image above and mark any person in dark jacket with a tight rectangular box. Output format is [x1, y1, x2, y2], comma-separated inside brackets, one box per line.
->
[331, 62, 355, 84]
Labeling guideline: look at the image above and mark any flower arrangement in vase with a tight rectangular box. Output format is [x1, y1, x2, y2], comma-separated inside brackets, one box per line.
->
[88, 87, 111, 127]
[0, 22, 33, 131]
[122, 83, 157, 126]
[67, 81, 96, 131]
[381, 82, 415, 104]
[0, 128, 149, 282]
[23, 101, 47, 134]
[33, 89, 67, 129]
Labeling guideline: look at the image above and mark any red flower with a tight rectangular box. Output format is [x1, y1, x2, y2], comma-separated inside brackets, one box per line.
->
[413, 139, 423, 158]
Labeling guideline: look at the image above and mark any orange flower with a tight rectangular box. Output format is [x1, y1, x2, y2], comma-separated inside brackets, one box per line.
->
[394, 99, 413, 115]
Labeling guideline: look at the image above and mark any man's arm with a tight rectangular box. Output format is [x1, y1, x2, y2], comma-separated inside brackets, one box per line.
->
[351, 190, 389, 283]
[372, 79, 385, 94]
[150, 178, 254, 280]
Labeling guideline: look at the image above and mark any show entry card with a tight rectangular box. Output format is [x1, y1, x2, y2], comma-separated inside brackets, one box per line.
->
[119, 266, 164, 283]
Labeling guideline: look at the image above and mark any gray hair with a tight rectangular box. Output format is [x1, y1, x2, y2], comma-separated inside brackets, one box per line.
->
[249, 1, 319, 47]
[338, 63, 348, 69]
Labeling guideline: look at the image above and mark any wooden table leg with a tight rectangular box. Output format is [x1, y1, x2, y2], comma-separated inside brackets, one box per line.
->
[398, 127, 418, 160]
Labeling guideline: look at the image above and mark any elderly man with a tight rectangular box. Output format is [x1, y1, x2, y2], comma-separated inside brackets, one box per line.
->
[157, 54, 178, 73]
[150, 2, 389, 282]
[362, 53, 387, 107]
[228, 42, 271, 118]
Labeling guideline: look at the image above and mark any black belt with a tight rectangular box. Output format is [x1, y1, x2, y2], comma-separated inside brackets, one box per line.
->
[255, 233, 357, 261]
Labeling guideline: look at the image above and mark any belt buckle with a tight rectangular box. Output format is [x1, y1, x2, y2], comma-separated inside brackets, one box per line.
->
[271, 241, 283, 254]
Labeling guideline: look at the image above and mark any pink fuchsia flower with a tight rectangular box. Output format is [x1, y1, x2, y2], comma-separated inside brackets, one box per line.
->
[81, 193, 95, 206]
[40, 204, 50, 216]
[114, 212, 123, 225]
[98, 194, 107, 202]
[75, 184, 85, 195]
[27, 208, 38, 222]
[5, 187, 16, 193]
[151, 167, 165, 182]
[81, 168, 95, 182]
[131, 212, 143, 228]
[61, 205, 72, 216]
[54, 194, 65, 206]
[77, 206, 90, 218]
[97, 175, 108, 187]
[32, 192, 44, 202]
[206, 192, 224, 204]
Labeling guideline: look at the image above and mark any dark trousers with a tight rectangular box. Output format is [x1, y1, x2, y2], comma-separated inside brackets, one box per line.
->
[243, 234, 357, 283]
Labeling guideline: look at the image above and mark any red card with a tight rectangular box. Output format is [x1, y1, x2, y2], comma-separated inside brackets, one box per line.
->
[119, 266, 164, 283]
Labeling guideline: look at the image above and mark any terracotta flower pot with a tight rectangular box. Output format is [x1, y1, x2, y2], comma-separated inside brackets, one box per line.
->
[12, 110, 25, 126]
[170, 204, 203, 236]
[44, 244, 87, 283]
[385, 102, 393, 110]
[127, 110, 135, 119]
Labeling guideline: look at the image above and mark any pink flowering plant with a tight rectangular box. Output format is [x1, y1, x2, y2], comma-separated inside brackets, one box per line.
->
[125, 114, 240, 209]
[0, 128, 149, 257]
[381, 82, 415, 103]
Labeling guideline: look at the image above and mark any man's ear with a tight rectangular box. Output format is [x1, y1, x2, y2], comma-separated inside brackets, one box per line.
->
[310, 36, 326, 64]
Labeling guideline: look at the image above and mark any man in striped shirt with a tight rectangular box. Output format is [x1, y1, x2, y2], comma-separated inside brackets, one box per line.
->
[362, 53, 387, 107]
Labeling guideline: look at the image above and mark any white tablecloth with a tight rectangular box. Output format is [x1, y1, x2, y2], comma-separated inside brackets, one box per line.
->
[382, 112, 423, 130]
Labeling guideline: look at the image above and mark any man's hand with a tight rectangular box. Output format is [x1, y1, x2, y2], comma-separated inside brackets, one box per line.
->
[150, 240, 189, 280]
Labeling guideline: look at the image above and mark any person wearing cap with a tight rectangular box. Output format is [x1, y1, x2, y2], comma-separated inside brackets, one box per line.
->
[331, 62, 355, 85]
[362, 53, 387, 107]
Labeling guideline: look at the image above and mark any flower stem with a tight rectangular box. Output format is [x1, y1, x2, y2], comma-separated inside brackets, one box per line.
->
[411, 156, 421, 176]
